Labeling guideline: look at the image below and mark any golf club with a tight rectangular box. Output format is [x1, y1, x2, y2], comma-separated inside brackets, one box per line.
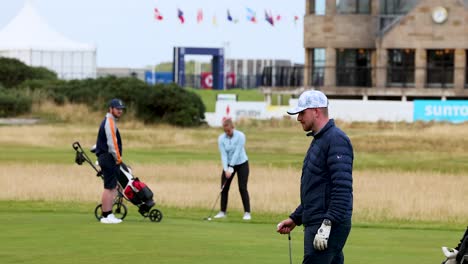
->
[288, 233, 292, 264]
[72, 141, 102, 177]
[204, 173, 235, 221]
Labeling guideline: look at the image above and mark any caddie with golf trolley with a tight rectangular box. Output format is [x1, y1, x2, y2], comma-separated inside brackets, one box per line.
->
[73, 98, 162, 223]
[73, 141, 162, 222]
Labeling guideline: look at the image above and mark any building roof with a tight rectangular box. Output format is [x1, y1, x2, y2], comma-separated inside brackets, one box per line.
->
[0, 1, 95, 51]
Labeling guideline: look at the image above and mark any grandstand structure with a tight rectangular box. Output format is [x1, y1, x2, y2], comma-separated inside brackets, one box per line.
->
[261, 0, 468, 101]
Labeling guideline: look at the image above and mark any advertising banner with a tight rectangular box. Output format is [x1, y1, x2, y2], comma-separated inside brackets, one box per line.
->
[414, 100, 468, 123]
[201, 72, 213, 89]
[145, 71, 173, 84]
[201, 72, 236, 89]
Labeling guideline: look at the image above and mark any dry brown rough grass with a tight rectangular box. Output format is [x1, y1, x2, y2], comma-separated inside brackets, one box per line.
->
[1, 162, 466, 223]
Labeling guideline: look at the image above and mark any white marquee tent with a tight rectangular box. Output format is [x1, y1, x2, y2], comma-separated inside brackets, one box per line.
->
[0, 2, 96, 80]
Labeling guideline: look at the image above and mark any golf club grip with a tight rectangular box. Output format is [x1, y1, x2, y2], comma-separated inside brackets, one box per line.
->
[220, 172, 235, 191]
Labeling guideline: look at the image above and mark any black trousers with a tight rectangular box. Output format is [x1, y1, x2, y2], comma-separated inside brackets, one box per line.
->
[220, 161, 250, 213]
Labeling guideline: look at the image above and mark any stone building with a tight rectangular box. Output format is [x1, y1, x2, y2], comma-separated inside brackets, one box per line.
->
[263, 0, 468, 100]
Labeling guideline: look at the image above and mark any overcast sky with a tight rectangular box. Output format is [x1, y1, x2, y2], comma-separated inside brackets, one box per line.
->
[0, 0, 305, 68]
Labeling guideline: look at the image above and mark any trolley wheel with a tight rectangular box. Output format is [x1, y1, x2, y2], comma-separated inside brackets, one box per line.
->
[94, 202, 128, 221]
[149, 209, 163, 222]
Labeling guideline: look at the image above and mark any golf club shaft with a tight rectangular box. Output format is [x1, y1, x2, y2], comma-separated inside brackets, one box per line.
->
[206, 191, 222, 219]
[205, 173, 235, 219]
[288, 233, 292, 264]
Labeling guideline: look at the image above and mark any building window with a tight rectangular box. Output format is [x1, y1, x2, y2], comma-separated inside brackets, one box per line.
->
[379, 0, 418, 15]
[387, 49, 415, 87]
[310, 48, 326, 86]
[336, 49, 372, 87]
[336, 0, 370, 14]
[309, 0, 326, 15]
[427, 49, 454, 88]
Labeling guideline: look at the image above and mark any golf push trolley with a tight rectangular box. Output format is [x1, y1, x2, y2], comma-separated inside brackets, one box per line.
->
[72, 141, 163, 222]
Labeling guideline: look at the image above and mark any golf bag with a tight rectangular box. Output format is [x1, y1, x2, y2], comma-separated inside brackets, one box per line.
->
[72, 141, 163, 222]
[118, 163, 155, 215]
[441, 227, 468, 264]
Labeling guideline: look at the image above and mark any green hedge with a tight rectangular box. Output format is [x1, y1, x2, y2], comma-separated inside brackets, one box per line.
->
[18, 77, 206, 126]
[1, 58, 205, 125]
[135, 83, 206, 127]
[0, 89, 32, 117]
[0, 58, 57, 88]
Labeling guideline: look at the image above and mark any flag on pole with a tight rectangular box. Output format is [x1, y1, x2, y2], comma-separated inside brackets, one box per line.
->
[197, 9, 203, 23]
[178, 8, 185, 24]
[246, 8, 256, 23]
[227, 9, 238, 23]
[227, 9, 233, 22]
[154, 8, 163, 21]
[294, 15, 299, 25]
[265, 10, 274, 26]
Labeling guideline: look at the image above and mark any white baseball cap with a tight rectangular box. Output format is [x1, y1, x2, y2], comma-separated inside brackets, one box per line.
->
[287, 90, 328, 115]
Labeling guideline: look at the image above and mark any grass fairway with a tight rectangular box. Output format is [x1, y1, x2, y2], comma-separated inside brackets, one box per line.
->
[2, 121, 468, 263]
[0, 201, 461, 264]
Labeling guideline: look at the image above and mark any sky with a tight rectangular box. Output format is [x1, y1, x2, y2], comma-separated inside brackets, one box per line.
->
[0, 0, 305, 68]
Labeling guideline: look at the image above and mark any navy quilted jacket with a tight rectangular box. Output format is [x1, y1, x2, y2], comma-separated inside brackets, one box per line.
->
[289, 119, 353, 226]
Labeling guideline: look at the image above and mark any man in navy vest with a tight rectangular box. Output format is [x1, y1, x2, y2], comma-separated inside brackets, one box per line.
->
[277, 90, 354, 264]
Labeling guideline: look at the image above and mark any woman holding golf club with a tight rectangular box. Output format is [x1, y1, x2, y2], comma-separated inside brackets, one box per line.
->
[276, 91, 353, 264]
[214, 117, 251, 220]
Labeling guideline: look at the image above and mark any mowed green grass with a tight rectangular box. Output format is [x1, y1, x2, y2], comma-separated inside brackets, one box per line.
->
[0, 201, 462, 264]
[1, 121, 468, 263]
[3, 144, 468, 174]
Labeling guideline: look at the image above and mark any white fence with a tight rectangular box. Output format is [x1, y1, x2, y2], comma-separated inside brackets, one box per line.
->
[205, 99, 414, 127]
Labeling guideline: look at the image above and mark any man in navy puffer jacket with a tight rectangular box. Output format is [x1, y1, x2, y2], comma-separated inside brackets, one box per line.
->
[277, 90, 353, 264]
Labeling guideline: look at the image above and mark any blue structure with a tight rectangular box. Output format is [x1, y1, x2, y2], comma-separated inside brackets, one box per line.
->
[145, 71, 173, 85]
[173, 47, 224, 89]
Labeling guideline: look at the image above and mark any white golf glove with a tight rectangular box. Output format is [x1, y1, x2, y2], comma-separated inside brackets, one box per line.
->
[442, 247, 458, 259]
[225, 166, 234, 178]
[313, 219, 332, 251]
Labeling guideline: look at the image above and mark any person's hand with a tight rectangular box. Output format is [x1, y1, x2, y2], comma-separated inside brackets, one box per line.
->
[442, 247, 458, 259]
[276, 218, 296, 234]
[225, 167, 234, 179]
[313, 219, 332, 251]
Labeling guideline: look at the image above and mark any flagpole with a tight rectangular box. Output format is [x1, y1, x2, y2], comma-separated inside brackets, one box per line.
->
[222, 41, 230, 90]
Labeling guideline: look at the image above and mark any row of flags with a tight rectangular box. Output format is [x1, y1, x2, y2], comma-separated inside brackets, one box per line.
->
[154, 7, 300, 26]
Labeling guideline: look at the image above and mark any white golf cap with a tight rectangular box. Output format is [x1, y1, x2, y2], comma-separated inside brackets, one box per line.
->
[287, 90, 329, 115]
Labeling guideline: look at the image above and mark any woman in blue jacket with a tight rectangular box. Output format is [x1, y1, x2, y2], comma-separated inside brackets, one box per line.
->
[214, 117, 251, 220]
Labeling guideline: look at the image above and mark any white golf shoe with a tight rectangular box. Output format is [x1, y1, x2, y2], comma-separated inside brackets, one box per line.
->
[100, 213, 122, 224]
[243, 212, 251, 220]
[214, 211, 226, 218]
